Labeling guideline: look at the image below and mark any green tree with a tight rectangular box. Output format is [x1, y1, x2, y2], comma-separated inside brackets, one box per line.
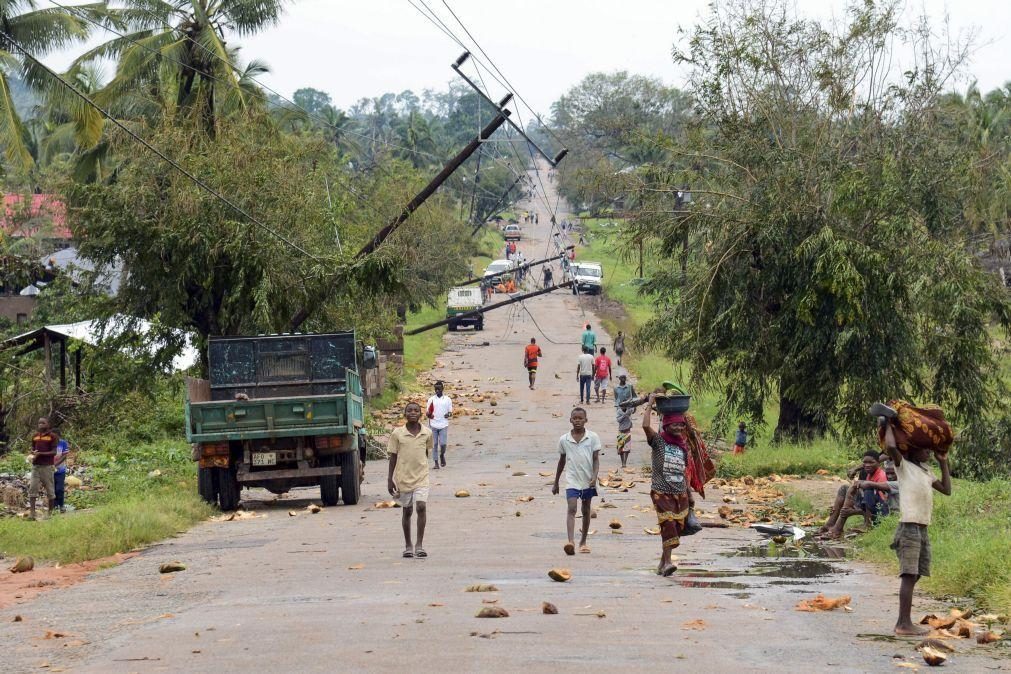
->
[624, 0, 1011, 443]
[0, 1, 99, 170]
[292, 86, 331, 116]
[76, 0, 286, 135]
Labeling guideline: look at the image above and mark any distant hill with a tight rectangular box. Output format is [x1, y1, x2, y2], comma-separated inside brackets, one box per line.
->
[8, 75, 40, 119]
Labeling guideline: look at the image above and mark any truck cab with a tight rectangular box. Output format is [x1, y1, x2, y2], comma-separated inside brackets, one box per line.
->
[186, 332, 376, 510]
[446, 286, 484, 331]
[570, 261, 604, 295]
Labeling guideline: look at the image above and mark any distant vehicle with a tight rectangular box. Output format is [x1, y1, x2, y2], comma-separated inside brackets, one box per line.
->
[570, 261, 603, 295]
[446, 286, 484, 331]
[483, 259, 515, 287]
[503, 224, 522, 242]
[185, 333, 377, 510]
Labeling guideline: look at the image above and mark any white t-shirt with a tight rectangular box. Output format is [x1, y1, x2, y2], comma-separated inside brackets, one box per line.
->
[558, 430, 601, 490]
[895, 458, 935, 525]
[426, 394, 453, 430]
[577, 353, 595, 376]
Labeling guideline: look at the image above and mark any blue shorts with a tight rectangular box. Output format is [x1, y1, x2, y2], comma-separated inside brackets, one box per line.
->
[565, 487, 598, 501]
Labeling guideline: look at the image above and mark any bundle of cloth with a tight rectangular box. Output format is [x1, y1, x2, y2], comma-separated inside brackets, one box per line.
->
[876, 399, 954, 457]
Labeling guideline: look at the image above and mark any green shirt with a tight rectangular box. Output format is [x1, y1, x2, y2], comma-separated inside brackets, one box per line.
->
[581, 329, 596, 351]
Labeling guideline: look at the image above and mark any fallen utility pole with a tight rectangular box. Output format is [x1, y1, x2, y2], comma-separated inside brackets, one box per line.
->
[405, 280, 573, 335]
[287, 94, 514, 332]
[455, 246, 573, 287]
[354, 95, 513, 260]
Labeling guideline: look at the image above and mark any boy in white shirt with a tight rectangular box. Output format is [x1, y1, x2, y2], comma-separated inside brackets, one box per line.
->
[873, 403, 952, 636]
[551, 407, 601, 556]
[426, 381, 453, 469]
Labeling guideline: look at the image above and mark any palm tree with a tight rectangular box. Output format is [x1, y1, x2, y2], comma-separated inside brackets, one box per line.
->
[75, 0, 287, 135]
[0, 1, 99, 170]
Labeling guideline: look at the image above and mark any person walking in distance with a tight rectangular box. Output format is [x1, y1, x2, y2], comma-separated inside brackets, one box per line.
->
[524, 338, 543, 390]
[593, 347, 613, 403]
[28, 417, 59, 520]
[426, 381, 452, 469]
[543, 265, 554, 290]
[551, 407, 600, 556]
[388, 402, 434, 558]
[581, 324, 597, 353]
[614, 331, 626, 366]
[613, 375, 637, 468]
[576, 347, 595, 404]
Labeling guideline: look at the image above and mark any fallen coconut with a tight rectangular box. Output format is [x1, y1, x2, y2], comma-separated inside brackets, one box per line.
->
[455, 490, 471, 498]
[921, 646, 948, 666]
[476, 606, 509, 618]
[159, 561, 186, 574]
[542, 602, 558, 615]
[9, 556, 34, 573]
[548, 568, 572, 582]
[608, 519, 622, 530]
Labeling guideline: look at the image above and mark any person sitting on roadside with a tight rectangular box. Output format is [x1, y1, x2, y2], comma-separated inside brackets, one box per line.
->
[817, 450, 888, 539]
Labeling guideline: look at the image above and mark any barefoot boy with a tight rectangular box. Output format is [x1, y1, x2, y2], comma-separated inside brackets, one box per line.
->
[873, 402, 952, 636]
[388, 402, 434, 559]
[551, 407, 600, 556]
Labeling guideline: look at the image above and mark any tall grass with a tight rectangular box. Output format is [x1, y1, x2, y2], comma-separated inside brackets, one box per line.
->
[716, 439, 852, 478]
[856, 479, 1011, 614]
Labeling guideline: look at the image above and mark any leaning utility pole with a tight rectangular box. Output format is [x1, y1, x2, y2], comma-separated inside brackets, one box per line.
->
[404, 281, 574, 335]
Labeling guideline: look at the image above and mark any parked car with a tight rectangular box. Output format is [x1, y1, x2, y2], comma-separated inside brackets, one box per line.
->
[503, 224, 522, 242]
[570, 261, 603, 295]
[483, 259, 515, 287]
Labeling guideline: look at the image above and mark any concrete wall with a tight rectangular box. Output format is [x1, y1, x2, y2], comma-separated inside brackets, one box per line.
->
[0, 295, 37, 325]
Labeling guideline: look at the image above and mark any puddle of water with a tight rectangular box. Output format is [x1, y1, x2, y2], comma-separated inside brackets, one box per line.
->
[679, 560, 843, 581]
[768, 579, 816, 586]
[722, 541, 848, 560]
[676, 579, 749, 590]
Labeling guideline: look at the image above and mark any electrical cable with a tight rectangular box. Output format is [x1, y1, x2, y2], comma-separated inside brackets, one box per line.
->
[2, 30, 320, 261]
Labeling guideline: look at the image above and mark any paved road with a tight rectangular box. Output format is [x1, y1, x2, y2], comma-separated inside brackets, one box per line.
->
[1, 165, 1003, 673]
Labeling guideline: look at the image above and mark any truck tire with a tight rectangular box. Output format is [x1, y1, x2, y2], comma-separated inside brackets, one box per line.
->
[340, 450, 361, 505]
[476, 320, 484, 331]
[217, 466, 241, 511]
[197, 465, 218, 505]
[319, 454, 339, 507]
[448, 321, 457, 332]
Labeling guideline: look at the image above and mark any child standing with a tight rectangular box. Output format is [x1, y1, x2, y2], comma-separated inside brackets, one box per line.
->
[551, 408, 601, 556]
[733, 422, 748, 454]
[28, 417, 58, 521]
[388, 402, 434, 559]
[873, 401, 953, 636]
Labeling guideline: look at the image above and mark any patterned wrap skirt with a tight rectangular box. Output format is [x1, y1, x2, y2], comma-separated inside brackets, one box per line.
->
[650, 490, 691, 550]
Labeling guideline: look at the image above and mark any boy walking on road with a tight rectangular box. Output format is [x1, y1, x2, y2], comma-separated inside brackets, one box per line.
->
[576, 347, 594, 404]
[593, 347, 613, 403]
[425, 381, 452, 469]
[388, 402, 434, 559]
[524, 338, 543, 390]
[28, 417, 58, 520]
[872, 401, 953, 636]
[552, 407, 600, 556]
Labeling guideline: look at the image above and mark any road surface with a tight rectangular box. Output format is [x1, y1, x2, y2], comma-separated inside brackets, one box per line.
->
[1, 164, 1003, 673]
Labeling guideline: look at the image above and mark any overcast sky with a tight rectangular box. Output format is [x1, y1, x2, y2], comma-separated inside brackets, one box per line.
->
[52, 0, 1011, 118]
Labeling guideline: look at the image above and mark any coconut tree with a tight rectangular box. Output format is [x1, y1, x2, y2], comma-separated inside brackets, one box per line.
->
[75, 0, 287, 135]
[0, 1, 101, 170]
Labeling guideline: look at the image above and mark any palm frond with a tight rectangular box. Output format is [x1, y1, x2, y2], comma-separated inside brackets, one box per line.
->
[0, 71, 34, 169]
[217, 0, 286, 36]
[6, 7, 90, 54]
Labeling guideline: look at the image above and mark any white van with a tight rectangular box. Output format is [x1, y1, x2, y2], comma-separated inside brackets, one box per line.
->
[446, 286, 484, 331]
[570, 262, 603, 295]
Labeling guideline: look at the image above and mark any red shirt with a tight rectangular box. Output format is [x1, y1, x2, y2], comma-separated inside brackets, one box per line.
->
[524, 344, 542, 368]
[32, 432, 58, 466]
[594, 355, 612, 379]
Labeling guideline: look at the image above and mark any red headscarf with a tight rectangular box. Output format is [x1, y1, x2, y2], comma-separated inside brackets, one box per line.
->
[660, 412, 686, 446]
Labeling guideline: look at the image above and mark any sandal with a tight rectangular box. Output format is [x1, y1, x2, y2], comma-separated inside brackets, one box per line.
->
[579, 545, 591, 554]
[415, 548, 428, 558]
[661, 563, 677, 577]
[563, 542, 576, 556]
[403, 549, 414, 558]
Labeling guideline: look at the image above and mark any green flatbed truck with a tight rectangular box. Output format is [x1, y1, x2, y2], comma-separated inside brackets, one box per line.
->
[186, 332, 377, 510]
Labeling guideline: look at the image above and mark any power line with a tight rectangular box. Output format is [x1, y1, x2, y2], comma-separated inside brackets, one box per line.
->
[2, 31, 321, 261]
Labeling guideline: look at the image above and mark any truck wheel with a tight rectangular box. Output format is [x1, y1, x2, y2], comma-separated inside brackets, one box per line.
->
[319, 454, 339, 507]
[216, 466, 241, 511]
[448, 321, 457, 332]
[340, 450, 361, 505]
[476, 320, 484, 331]
[197, 466, 218, 505]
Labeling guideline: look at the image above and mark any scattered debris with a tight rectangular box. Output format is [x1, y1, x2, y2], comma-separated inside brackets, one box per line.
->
[288, 510, 298, 517]
[476, 606, 509, 618]
[920, 646, 947, 666]
[548, 568, 572, 582]
[542, 602, 558, 615]
[516, 496, 534, 502]
[916, 639, 954, 654]
[608, 519, 622, 530]
[795, 594, 851, 612]
[306, 504, 321, 514]
[348, 564, 364, 570]
[465, 584, 499, 592]
[511, 471, 527, 477]
[158, 561, 186, 574]
[213, 510, 264, 522]
[681, 619, 707, 630]
[455, 490, 471, 498]
[373, 501, 399, 509]
[977, 631, 1002, 644]
[12, 615, 23, 622]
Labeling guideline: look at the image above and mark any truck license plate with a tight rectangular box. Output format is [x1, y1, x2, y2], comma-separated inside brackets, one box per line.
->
[252, 452, 276, 466]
